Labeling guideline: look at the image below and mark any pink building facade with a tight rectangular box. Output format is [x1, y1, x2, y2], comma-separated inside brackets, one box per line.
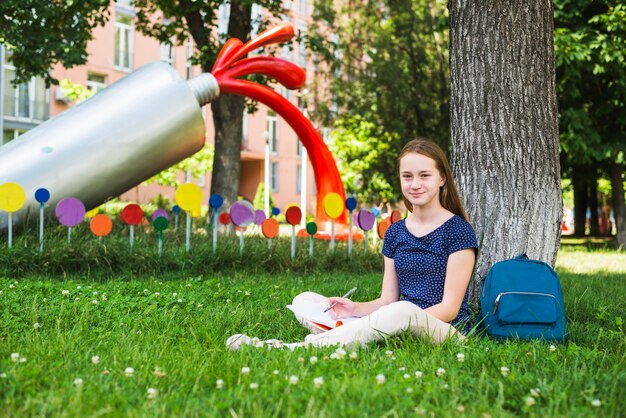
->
[1, 0, 322, 218]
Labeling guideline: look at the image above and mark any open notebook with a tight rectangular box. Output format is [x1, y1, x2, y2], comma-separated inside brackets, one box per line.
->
[286, 303, 359, 331]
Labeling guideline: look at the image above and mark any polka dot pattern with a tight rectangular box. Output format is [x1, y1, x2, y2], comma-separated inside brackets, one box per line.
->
[382, 215, 478, 329]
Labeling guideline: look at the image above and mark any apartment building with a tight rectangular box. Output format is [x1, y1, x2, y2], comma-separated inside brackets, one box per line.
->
[0, 0, 321, 218]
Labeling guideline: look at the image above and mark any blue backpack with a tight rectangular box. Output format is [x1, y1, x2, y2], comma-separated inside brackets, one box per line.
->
[480, 254, 567, 341]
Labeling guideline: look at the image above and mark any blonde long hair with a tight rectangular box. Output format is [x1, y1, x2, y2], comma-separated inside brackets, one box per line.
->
[397, 138, 469, 222]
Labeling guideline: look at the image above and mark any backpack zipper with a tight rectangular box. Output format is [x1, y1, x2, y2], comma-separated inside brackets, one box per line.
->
[493, 291, 556, 314]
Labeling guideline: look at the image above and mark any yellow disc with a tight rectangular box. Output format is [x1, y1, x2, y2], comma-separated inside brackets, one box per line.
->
[85, 207, 100, 218]
[323, 192, 344, 219]
[0, 182, 26, 213]
[175, 183, 203, 212]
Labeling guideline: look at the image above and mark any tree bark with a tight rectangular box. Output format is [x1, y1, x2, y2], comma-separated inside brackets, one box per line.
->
[208, 0, 251, 207]
[448, 1, 563, 287]
[609, 162, 626, 248]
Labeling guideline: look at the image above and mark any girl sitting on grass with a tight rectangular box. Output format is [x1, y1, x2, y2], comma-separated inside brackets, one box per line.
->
[228, 138, 477, 350]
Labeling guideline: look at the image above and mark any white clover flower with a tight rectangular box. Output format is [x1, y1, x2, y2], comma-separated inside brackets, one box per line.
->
[525, 396, 536, 407]
[197, 304, 203, 308]
[9, 284, 15, 289]
[549, 345, 557, 352]
[74, 297, 80, 302]
[93, 291, 98, 296]
[273, 370, 279, 375]
[10, 353, 19, 362]
[0, 373, 6, 378]
[309, 356, 318, 365]
[19, 357, 26, 363]
[289, 375, 299, 385]
[385, 350, 393, 358]
[172, 292, 177, 297]
[329, 353, 339, 360]
[457, 353, 465, 363]
[335, 348, 346, 359]
[147, 388, 158, 399]
[43, 298, 47, 302]
[177, 298, 183, 303]
[313, 377, 324, 389]
[376, 374, 386, 385]
[530, 388, 540, 397]
[249, 382, 258, 389]
[456, 405, 465, 413]
[349, 352, 358, 360]
[414, 371, 423, 379]
[101, 294, 107, 301]
[398, 367, 406, 371]
[33, 323, 41, 329]
[591, 399, 601, 407]
[77, 286, 82, 290]
[500, 366, 510, 377]
[91, 356, 100, 365]
[241, 366, 250, 375]
[406, 387, 414, 393]
[73, 378, 83, 386]
[403, 373, 411, 379]
[125, 367, 135, 377]
[154, 292, 160, 296]
[143, 289, 149, 294]
[216, 379, 224, 389]
[245, 290, 251, 296]
[92, 300, 98, 305]
[297, 357, 305, 363]
[436, 368, 446, 377]
[62, 290, 70, 296]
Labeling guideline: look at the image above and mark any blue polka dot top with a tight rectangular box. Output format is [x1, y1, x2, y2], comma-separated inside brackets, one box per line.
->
[382, 215, 478, 330]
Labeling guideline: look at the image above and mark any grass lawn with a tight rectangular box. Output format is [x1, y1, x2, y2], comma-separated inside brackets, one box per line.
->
[0, 240, 624, 417]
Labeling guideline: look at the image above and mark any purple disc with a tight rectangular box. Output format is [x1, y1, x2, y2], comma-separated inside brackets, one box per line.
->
[55, 197, 86, 227]
[358, 210, 376, 231]
[151, 208, 170, 222]
[230, 201, 255, 227]
[255, 209, 267, 225]
[352, 210, 361, 229]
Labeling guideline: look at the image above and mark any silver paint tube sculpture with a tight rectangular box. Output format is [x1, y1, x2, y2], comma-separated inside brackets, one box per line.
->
[0, 62, 219, 230]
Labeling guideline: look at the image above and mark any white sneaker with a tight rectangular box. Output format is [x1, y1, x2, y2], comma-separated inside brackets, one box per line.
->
[226, 334, 253, 351]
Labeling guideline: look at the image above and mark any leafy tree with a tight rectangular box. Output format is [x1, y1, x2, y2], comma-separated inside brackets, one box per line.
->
[0, 0, 110, 86]
[554, 1, 626, 244]
[308, 0, 450, 204]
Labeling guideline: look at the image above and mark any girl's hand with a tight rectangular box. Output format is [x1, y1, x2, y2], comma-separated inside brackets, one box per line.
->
[327, 297, 356, 319]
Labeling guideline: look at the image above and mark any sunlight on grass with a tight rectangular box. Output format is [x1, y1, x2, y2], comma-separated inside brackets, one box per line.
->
[556, 250, 626, 275]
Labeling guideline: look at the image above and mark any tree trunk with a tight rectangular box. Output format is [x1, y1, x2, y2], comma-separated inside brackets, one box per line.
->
[448, 1, 563, 287]
[609, 162, 626, 248]
[572, 167, 588, 236]
[588, 176, 600, 236]
[208, 0, 251, 207]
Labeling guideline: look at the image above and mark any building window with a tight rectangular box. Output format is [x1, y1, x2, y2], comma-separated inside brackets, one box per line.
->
[2, 129, 24, 145]
[2, 53, 48, 122]
[267, 112, 278, 154]
[296, 164, 302, 194]
[218, 3, 230, 38]
[271, 162, 279, 192]
[242, 112, 248, 150]
[322, 127, 331, 143]
[86, 73, 107, 94]
[297, 139, 302, 158]
[299, 0, 307, 15]
[115, 14, 133, 70]
[115, 0, 134, 8]
[297, 23, 307, 68]
[186, 36, 194, 79]
[160, 40, 174, 66]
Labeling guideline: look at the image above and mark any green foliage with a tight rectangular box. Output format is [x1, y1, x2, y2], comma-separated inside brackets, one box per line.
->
[0, 0, 111, 86]
[58, 79, 95, 103]
[308, 0, 450, 203]
[0, 248, 625, 415]
[554, 1, 626, 167]
[144, 144, 214, 188]
[252, 182, 275, 211]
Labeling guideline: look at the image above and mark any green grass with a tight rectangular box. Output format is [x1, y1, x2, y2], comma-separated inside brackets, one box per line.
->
[0, 237, 625, 416]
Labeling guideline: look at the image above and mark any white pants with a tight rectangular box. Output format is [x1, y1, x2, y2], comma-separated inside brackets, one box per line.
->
[291, 292, 465, 348]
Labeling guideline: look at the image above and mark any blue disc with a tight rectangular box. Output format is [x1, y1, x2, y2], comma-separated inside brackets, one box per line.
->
[209, 194, 223, 209]
[172, 204, 182, 215]
[345, 197, 357, 211]
[35, 188, 50, 204]
[271, 207, 280, 216]
[372, 207, 381, 217]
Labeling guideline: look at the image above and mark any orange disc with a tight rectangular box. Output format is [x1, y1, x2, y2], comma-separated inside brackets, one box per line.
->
[90, 214, 113, 237]
[377, 218, 391, 239]
[390, 210, 402, 224]
[262, 218, 279, 238]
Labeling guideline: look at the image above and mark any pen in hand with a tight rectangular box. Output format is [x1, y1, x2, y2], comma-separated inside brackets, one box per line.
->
[324, 287, 357, 313]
